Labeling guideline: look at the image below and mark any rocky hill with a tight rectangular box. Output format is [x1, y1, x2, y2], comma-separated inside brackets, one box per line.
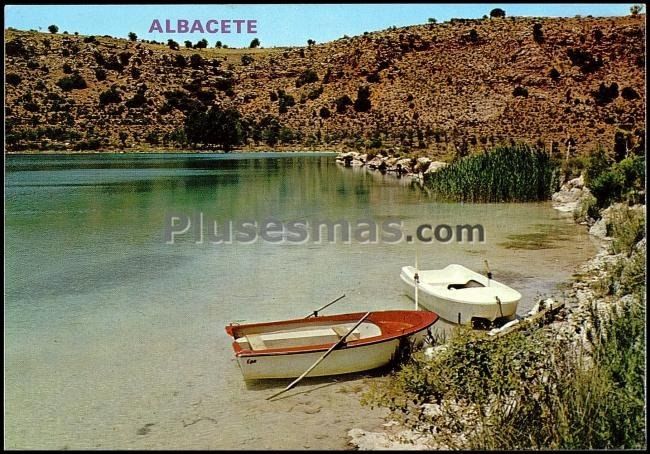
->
[4, 14, 646, 156]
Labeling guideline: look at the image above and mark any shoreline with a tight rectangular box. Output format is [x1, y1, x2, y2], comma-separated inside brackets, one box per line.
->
[347, 195, 646, 449]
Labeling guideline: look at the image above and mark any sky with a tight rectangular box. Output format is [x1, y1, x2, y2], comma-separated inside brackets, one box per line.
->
[4, 4, 638, 48]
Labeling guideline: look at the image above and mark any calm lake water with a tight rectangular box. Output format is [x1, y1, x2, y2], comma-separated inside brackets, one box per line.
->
[4, 153, 597, 449]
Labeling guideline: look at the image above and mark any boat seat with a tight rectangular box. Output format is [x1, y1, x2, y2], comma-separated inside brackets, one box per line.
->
[246, 334, 267, 350]
[332, 326, 361, 340]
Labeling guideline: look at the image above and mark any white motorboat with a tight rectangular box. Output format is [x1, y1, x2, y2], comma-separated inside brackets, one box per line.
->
[400, 264, 521, 324]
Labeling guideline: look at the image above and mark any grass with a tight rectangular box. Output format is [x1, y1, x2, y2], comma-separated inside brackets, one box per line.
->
[424, 144, 560, 202]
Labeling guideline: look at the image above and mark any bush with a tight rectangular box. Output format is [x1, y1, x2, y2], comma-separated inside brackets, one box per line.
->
[194, 39, 208, 49]
[168, 39, 179, 50]
[295, 69, 319, 87]
[62, 63, 73, 74]
[319, 106, 331, 118]
[354, 86, 372, 112]
[48, 24, 59, 34]
[56, 73, 87, 91]
[125, 92, 147, 108]
[549, 67, 561, 80]
[172, 54, 187, 67]
[532, 23, 544, 43]
[95, 67, 107, 81]
[334, 95, 353, 113]
[241, 55, 253, 66]
[592, 82, 619, 105]
[190, 53, 204, 68]
[307, 86, 323, 100]
[249, 38, 260, 48]
[99, 87, 122, 105]
[366, 72, 380, 83]
[608, 206, 645, 255]
[567, 48, 603, 74]
[6, 73, 22, 86]
[621, 87, 640, 100]
[512, 86, 529, 97]
[128, 32, 137, 41]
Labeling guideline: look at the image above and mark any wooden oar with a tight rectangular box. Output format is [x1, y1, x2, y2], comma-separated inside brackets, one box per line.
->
[414, 249, 420, 311]
[305, 294, 346, 318]
[266, 311, 371, 401]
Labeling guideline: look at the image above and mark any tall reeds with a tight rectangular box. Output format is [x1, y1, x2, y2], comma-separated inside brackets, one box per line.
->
[425, 144, 559, 202]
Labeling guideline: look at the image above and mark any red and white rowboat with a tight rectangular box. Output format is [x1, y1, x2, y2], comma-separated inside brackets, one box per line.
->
[225, 310, 439, 380]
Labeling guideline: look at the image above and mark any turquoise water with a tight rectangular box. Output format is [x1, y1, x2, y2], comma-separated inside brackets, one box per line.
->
[4, 153, 596, 449]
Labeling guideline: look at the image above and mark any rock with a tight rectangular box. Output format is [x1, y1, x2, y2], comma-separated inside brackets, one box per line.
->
[589, 218, 609, 239]
[424, 161, 447, 174]
[366, 156, 384, 169]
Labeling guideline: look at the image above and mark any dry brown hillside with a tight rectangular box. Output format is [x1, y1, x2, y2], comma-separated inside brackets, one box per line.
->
[4, 14, 646, 156]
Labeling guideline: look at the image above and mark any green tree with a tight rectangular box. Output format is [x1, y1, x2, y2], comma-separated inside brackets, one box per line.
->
[48, 25, 59, 34]
[427, 17, 437, 23]
[184, 107, 243, 151]
[184, 40, 193, 48]
[194, 38, 208, 49]
[128, 32, 137, 41]
[490, 8, 506, 18]
[167, 39, 179, 50]
[249, 38, 260, 48]
[215, 40, 223, 48]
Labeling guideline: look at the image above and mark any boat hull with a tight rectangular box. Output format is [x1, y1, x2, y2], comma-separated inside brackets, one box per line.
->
[236, 337, 402, 380]
[400, 265, 520, 324]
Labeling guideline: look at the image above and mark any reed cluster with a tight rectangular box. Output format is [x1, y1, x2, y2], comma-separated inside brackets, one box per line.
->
[424, 145, 559, 202]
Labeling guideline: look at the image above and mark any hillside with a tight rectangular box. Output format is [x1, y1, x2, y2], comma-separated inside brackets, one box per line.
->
[4, 14, 646, 156]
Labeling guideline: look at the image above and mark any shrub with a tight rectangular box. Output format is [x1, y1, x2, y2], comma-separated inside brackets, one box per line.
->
[567, 48, 603, 73]
[6, 73, 22, 86]
[354, 85, 372, 112]
[307, 86, 323, 100]
[549, 67, 561, 80]
[241, 55, 253, 66]
[128, 32, 137, 41]
[366, 72, 380, 83]
[190, 53, 204, 68]
[588, 155, 645, 209]
[62, 63, 73, 74]
[592, 82, 619, 105]
[319, 106, 331, 118]
[172, 54, 187, 67]
[27, 60, 39, 69]
[84, 35, 97, 44]
[95, 67, 107, 81]
[56, 73, 87, 91]
[532, 23, 544, 43]
[48, 25, 59, 34]
[168, 39, 179, 50]
[99, 87, 122, 105]
[194, 39, 208, 49]
[125, 92, 147, 108]
[621, 87, 640, 100]
[334, 95, 353, 113]
[249, 38, 260, 48]
[277, 90, 295, 114]
[609, 205, 645, 256]
[296, 69, 319, 87]
[215, 41, 222, 48]
[307, 39, 316, 46]
[184, 40, 193, 49]
[513, 86, 528, 97]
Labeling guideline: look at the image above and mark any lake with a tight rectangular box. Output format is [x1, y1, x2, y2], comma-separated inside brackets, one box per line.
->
[4, 152, 597, 449]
